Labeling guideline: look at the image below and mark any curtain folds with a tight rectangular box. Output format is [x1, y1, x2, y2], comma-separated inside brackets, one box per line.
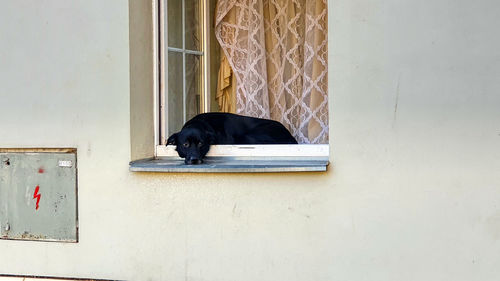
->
[216, 53, 237, 113]
[215, 0, 328, 144]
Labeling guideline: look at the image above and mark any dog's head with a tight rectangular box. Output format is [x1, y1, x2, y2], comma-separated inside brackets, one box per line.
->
[167, 126, 215, 164]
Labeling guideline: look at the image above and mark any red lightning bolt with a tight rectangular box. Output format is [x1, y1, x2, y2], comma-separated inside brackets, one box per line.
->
[33, 185, 41, 210]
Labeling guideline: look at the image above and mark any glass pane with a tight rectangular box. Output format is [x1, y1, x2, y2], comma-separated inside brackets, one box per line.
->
[167, 0, 182, 48]
[185, 54, 202, 120]
[185, 0, 202, 51]
[168, 51, 184, 136]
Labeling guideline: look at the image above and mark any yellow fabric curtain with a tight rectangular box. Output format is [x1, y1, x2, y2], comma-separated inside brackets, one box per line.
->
[216, 53, 237, 113]
[215, 0, 328, 144]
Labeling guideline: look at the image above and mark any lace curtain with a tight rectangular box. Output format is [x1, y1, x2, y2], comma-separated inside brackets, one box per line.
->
[215, 0, 328, 144]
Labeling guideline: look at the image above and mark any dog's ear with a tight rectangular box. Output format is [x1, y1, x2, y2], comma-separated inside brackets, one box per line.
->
[167, 133, 178, 146]
[207, 131, 216, 145]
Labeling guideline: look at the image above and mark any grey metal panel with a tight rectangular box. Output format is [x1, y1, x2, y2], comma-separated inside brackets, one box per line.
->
[0, 152, 78, 242]
[129, 157, 329, 173]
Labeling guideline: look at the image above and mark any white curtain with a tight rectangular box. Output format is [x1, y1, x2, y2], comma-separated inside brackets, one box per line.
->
[215, 0, 328, 144]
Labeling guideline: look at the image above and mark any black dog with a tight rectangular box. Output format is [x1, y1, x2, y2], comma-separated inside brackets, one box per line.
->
[167, 112, 297, 164]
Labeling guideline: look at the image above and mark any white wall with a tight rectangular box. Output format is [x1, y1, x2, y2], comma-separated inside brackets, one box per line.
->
[1, 0, 499, 280]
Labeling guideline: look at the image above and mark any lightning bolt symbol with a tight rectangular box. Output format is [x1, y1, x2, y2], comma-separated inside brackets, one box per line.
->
[33, 185, 41, 210]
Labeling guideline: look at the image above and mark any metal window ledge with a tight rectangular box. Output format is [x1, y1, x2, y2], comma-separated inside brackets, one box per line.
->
[129, 157, 329, 173]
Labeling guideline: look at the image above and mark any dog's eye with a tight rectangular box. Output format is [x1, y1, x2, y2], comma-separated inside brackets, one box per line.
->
[198, 142, 203, 147]
[183, 142, 189, 148]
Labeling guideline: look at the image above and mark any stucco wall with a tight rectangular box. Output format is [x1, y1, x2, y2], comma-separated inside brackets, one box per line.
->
[1, 0, 499, 280]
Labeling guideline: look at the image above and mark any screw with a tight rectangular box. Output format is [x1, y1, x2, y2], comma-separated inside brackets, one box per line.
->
[5, 222, 10, 231]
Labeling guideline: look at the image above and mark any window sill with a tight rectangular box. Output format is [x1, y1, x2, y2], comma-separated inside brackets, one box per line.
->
[129, 156, 329, 173]
[156, 144, 329, 157]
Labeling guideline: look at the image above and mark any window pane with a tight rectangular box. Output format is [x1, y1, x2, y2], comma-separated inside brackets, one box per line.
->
[167, 0, 182, 48]
[185, 54, 201, 120]
[185, 0, 202, 51]
[168, 51, 184, 136]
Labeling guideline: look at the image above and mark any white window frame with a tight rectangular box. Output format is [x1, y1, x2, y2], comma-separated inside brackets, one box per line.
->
[154, 0, 329, 159]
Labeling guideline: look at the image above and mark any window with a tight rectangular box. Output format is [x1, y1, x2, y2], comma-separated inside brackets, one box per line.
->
[160, 0, 213, 141]
[130, 0, 329, 172]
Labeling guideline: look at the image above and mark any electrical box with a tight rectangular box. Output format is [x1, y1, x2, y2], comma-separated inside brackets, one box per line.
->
[0, 149, 78, 242]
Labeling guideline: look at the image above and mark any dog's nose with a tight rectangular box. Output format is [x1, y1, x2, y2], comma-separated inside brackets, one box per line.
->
[185, 158, 203, 165]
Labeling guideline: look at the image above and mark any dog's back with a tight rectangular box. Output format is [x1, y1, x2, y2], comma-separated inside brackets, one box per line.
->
[186, 113, 297, 144]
